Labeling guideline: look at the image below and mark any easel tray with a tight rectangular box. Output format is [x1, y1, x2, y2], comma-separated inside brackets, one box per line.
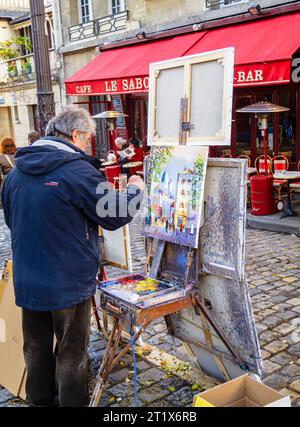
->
[98, 274, 189, 309]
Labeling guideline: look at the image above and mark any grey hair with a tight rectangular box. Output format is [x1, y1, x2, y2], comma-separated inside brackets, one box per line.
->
[45, 107, 96, 138]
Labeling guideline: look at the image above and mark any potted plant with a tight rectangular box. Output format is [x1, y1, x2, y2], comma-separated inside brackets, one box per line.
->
[12, 36, 32, 55]
[21, 59, 32, 75]
[0, 40, 17, 61]
[7, 61, 18, 77]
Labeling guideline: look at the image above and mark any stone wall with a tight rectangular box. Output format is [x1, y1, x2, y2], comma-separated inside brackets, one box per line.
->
[0, 107, 13, 142]
[0, 84, 61, 147]
[0, 18, 14, 42]
[127, 0, 205, 27]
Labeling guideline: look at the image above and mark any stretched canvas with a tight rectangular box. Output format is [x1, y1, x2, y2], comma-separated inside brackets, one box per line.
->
[147, 48, 234, 146]
[99, 225, 133, 272]
[143, 146, 208, 248]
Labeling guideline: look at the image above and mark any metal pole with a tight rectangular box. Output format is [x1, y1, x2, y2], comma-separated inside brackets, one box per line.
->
[29, 0, 55, 135]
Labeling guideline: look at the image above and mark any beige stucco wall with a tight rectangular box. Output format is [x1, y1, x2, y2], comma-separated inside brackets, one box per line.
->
[62, 48, 97, 104]
[0, 106, 13, 142]
[92, 0, 108, 20]
[58, 0, 205, 45]
[0, 84, 61, 147]
[0, 18, 14, 42]
[127, 0, 205, 27]
[64, 49, 98, 80]
[65, 0, 206, 27]
[63, 0, 108, 31]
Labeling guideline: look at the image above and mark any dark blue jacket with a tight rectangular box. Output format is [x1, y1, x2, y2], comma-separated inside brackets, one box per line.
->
[1, 137, 141, 311]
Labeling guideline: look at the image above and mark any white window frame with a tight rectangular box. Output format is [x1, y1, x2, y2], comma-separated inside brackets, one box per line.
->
[109, 0, 126, 15]
[45, 15, 55, 50]
[78, 0, 93, 24]
[222, 0, 248, 8]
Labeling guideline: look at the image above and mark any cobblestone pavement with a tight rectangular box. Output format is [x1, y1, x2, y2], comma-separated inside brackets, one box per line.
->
[0, 211, 10, 270]
[1, 208, 300, 407]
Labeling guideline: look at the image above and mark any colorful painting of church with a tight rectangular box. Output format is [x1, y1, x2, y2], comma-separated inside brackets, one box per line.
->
[144, 146, 208, 248]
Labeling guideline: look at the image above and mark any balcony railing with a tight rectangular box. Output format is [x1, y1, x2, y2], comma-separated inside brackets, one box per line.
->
[0, 51, 58, 88]
[68, 10, 129, 43]
[0, 0, 29, 8]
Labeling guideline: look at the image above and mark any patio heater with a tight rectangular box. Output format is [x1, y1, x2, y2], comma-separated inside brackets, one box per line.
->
[236, 102, 289, 175]
[236, 102, 289, 215]
[92, 111, 128, 160]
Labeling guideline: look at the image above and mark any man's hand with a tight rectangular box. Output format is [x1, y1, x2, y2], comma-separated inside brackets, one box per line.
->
[128, 175, 145, 192]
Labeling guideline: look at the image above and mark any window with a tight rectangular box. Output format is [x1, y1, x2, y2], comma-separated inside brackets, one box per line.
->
[109, 0, 126, 15]
[18, 26, 33, 56]
[13, 106, 20, 123]
[223, 0, 247, 6]
[78, 0, 92, 23]
[45, 17, 54, 49]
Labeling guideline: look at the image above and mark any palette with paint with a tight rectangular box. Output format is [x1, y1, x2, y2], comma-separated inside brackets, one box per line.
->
[98, 274, 187, 308]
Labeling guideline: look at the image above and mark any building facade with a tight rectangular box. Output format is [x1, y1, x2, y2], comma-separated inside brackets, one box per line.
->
[0, 0, 61, 146]
[53, 0, 300, 165]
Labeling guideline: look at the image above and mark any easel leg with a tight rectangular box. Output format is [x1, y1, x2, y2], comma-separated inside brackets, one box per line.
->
[90, 320, 150, 407]
[90, 318, 124, 407]
[194, 295, 244, 367]
[109, 321, 150, 372]
[164, 315, 174, 336]
[91, 296, 102, 333]
[103, 311, 109, 338]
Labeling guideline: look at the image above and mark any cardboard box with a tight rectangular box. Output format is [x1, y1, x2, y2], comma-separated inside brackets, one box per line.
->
[0, 260, 26, 399]
[193, 374, 291, 407]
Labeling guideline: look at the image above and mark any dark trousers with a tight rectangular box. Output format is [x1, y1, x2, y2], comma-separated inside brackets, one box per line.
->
[22, 298, 92, 407]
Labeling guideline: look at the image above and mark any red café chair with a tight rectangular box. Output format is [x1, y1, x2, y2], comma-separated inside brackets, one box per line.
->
[105, 165, 121, 187]
[237, 154, 251, 167]
[272, 155, 289, 205]
[129, 149, 145, 177]
[254, 155, 272, 175]
[290, 160, 300, 198]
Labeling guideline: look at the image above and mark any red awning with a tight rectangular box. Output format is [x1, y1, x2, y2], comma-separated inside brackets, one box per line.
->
[66, 12, 300, 96]
[187, 12, 300, 87]
[65, 32, 206, 96]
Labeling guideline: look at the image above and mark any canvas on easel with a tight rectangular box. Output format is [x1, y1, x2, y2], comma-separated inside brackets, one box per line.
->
[99, 225, 133, 272]
[147, 48, 234, 147]
[143, 146, 208, 248]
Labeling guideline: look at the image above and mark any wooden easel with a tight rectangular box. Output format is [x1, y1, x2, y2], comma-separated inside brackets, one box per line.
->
[90, 233, 244, 407]
[90, 100, 202, 407]
[90, 100, 244, 407]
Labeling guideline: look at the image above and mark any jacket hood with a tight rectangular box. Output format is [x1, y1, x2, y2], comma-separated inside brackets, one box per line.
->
[15, 137, 84, 176]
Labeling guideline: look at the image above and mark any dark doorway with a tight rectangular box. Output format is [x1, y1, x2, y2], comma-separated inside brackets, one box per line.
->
[74, 96, 111, 158]
[125, 94, 148, 150]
